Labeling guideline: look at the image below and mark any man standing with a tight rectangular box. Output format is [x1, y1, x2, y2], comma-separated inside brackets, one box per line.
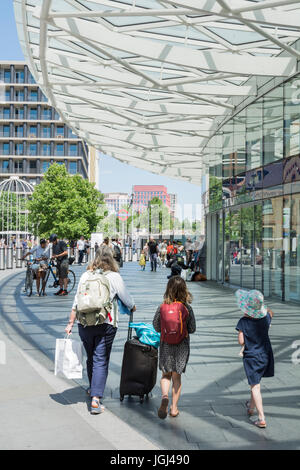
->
[22, 238, 50, 296]
[49, 234, 69, 296]
[185, 238, 193, 267]
[148, 236, 159, 272]
[77, 235, 85, 265]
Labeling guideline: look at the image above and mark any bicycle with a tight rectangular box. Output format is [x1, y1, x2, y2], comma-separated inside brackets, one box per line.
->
[41, 260, 76, 295]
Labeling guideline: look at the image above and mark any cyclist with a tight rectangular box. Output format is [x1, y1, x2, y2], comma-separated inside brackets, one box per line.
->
[22, 238, 50, 296]
[49, 234, 69, 296]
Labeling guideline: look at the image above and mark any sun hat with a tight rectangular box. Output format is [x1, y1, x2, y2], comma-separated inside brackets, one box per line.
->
[235, 289, 267, 319]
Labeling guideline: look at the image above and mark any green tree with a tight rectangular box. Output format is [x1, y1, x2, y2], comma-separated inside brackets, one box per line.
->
[28, 163, 105, 239]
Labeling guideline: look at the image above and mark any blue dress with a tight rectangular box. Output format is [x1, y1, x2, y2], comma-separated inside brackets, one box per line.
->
[236, 313, 274, 386]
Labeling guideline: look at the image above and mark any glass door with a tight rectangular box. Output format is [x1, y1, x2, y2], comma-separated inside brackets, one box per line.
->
[217, 211, 223, 282]
[284, 194, 300, 302]
[229, 209, 241, 286]
[254, 204, 263, 291]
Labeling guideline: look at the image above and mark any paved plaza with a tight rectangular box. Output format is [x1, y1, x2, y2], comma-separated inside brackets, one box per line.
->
[0, 263, 300, 450]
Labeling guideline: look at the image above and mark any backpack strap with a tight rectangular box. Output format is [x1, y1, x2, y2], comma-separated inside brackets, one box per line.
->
[102, 270, 117, 328]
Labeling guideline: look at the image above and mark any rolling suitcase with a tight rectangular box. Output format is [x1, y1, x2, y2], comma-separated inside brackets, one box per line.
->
[120, 313, 158, 404]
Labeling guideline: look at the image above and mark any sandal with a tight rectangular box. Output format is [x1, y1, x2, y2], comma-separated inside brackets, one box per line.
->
[245, 400, 255, 416]
[91, 397, 105, 415]
[254, 419, 267, 428]
[158, 396, 169, 420]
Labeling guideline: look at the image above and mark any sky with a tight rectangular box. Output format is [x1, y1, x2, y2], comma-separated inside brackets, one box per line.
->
[0, 1, 202, 211]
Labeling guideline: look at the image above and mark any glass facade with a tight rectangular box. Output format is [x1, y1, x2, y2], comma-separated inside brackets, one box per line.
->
[206, 75, 300, 303]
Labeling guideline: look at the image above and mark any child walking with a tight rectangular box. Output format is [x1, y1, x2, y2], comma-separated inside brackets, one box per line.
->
[153, 276, 196, 419]
[139, 250, 146, 271]
[235, 289, 274, 428]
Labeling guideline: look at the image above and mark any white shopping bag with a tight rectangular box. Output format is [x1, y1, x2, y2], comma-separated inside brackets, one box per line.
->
[54, 337, 83, 379]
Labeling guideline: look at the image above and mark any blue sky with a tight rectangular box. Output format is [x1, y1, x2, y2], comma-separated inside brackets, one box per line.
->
[0, 1, 202, 208]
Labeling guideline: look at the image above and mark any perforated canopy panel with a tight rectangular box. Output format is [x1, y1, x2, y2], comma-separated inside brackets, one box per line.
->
[13, 0, 300, 185]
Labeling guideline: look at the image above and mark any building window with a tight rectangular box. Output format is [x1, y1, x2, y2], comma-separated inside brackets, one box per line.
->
[42, 108, 52, 120]
[69, 144, 77, 156]
[29, 90, 38, 102]
[15, 143, 24, 156]
[29, 126, 37, 137]
[15, 125, 23, 137]
[4, 70, 11, 83]
[2, 125, 10, 137]
[3, 143, 10, 155]
[28, 72, 35, 84]
[29, 143, 37, 156]
[42, 161, 50, 172]
[1, 160, 9, 172]
[14, 160, 23, 172]
[15, 108, 24, 119]
[42, 143, 51, 156]
[15, 70, 25, 84]
[5, 90, 10, 101]
[29, 160, 37, 173]
[69, 161, 77, 174]
[15, 90, 24, 102]
[29, 108, 38, 120]
[42, 126, 51, 138]
[56, 126, 64, 138]
[55, 144, 64, 156]
[3, 108, 10, 119]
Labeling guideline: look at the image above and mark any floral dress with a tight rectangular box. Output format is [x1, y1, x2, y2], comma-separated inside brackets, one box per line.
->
[153, 304, 196, 374]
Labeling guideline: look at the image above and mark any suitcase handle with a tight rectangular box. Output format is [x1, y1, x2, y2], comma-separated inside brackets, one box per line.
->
[127, 312, 133, 341]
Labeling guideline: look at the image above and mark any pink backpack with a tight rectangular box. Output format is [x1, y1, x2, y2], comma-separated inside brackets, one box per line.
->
[160, 302, 189, 345]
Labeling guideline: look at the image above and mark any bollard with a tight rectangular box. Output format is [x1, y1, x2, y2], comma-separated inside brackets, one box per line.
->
[75, 248, 79, 264]
[16, 247, 23, 268]
[6, 247, 13, 269]
[90, 247, 95, 261]
[129, 247, 132, 262]
[67, 247, 71, 257]
[0, 247, 5, 270]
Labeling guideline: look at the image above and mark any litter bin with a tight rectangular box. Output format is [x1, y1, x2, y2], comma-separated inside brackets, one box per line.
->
[15, 247, 23, 268]
[6, 247, 13, 269]
[0, 247, 5, 270]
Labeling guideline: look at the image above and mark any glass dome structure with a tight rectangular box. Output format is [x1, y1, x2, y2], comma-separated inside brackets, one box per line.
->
[13, 0, 300, 185]
[0, 176, 34, 244]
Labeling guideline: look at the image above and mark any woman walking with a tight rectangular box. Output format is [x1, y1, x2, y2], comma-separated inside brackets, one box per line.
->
[65, 247, 136, 414]
[153, 276, 196, 419]
[235, 289, 274, 428]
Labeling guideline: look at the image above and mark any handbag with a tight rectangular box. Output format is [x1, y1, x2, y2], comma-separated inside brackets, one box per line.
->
[54, 337, 83, 379]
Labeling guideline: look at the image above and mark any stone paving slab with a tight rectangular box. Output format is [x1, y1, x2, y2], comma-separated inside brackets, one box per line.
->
[1, 263, 300, 450]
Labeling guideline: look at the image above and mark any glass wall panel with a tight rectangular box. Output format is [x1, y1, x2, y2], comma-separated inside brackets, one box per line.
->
[223, 123, 235, 179]
[229, 209, 241, 286]
[246, 100, 263, 170]
[254, 204, 263, 291]
[283, 194, 300, 302]
[234, 110, 246, 176]
[217, 212, 223, 282]
[263, 86, 283, 165]
[241, 206, 254, 289]
[284, 78, 300, 159]
[224, 210, 231, 283]
[262, 198, 283, 299]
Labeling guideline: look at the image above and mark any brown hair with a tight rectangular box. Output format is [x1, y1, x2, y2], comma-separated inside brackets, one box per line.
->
[163, 276, 192, 305]
[89, 246, 119, 273]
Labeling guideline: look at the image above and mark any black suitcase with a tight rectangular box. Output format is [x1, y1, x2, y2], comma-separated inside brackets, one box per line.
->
[120, 314, 158, 403]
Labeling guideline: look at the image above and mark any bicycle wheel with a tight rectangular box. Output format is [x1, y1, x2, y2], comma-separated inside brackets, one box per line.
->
[66, 269, 76, 293]
[25, 269, 33, 297]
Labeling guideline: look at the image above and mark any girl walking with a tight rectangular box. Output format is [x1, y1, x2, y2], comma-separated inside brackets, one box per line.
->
[235, 289, 274, 428]
[139, 249, 146, 271]
[153, 276, 196, 419]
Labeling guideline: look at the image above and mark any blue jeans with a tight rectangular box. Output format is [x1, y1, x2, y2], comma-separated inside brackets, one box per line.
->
[78, 323, 117, 398]
[150, 253, 157, 271]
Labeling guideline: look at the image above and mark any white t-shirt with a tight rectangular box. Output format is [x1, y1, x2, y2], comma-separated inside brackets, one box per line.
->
[30, 245, 50, 260]
[77, 239, 85, 251]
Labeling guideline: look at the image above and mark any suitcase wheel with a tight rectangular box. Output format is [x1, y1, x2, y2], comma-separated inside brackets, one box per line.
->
[120, 395, 124, 402]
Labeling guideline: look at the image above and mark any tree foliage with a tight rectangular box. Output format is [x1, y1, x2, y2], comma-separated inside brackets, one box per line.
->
[28, 164, 105, 239]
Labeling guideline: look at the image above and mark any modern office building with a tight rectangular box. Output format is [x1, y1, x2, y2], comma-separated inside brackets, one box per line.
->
[104, 193, 131, 215]
[133, 185, 171, 213]
[0, 62, 89, 185]
[15, 1, 300, 304]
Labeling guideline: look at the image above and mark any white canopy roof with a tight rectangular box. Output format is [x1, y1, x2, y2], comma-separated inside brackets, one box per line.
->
[13, 0, 300, 185]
